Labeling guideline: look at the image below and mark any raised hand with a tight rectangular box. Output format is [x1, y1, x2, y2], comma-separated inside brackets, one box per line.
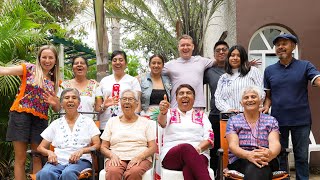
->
[261, 106, 270, 114]
[159, 94, 170, 115]
[43, 90, 60, 112]
[103, 95, 119, 108]
[249, 59, 262, 67]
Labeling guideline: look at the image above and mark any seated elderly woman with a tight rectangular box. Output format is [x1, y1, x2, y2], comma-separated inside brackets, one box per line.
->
[158, 84, 214, 180]
[36, 88, 101, 180]
[226, 85, 281, 180]
[100, 89, 157, 180]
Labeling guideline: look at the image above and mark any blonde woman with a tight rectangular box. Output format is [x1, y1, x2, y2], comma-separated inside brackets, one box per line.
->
[1, 45, 60, 180]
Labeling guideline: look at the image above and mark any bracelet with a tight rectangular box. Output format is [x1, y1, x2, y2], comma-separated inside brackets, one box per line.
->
[161, 112, 167, 115]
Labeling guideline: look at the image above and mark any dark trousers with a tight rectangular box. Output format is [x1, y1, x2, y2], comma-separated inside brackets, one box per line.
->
[209, 114, 220, 174]
[162, 143, 211, 180]
[228, 158, 279, 180]
[279, 125, 310, 180]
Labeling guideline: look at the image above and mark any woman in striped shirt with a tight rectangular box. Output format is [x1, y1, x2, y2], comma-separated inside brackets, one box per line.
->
[215, 45, 264, 113]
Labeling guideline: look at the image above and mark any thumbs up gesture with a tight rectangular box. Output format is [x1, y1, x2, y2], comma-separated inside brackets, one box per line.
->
[159, 94, 170, 115]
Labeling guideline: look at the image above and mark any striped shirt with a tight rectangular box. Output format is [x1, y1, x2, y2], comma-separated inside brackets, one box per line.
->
[214, 66, 263, 112]
[226, 113, 279, 164]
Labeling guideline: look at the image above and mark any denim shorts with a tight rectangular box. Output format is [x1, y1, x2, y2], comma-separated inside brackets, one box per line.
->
[6, 111, 48, 144]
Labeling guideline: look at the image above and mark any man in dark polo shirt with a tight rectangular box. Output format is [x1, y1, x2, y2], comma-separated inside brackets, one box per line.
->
[263, 34, 320, 180]
[204, 40, 229, 174]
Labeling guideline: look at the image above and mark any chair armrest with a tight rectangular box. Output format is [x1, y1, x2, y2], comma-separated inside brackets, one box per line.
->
[26, 149, 46, 173]
[89, 147, 97, 180]
[285, 148, 292, 153]
[27, 149, 43, 157]
[217, 148, 224, 156]
[217, 148, 224, 180]
[89, 147, 97, 151]
[279, 147, 291, 157]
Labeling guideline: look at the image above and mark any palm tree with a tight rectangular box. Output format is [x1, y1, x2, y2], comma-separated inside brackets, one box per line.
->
[94, 0, 109, 81]
[104, 0, 224, 57]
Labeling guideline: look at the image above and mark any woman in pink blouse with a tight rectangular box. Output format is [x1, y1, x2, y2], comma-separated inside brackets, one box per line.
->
[0, 45, 60, 180]
[158, 84, 214, 180]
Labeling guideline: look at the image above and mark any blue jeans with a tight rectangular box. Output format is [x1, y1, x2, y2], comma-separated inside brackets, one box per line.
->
[279, 125, 310, 180]
[36, 159, 91, 180]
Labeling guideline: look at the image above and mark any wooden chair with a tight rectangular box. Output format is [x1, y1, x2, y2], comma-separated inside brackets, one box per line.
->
[217, 112, 290, 180]
[28, 112, 100, 180]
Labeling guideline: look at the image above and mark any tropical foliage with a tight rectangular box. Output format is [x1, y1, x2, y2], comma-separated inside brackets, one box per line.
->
[0, 0, 60, 178]
[40, 0, 89, 24]
[0, 0, 59, 96]
[105, 0, 224, 58]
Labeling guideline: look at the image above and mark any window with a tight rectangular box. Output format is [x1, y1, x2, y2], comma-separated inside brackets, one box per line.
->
[248, 26, 299, 71]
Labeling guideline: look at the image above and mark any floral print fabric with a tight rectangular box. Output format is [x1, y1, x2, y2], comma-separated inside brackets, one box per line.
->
[10, 63, 55, 120]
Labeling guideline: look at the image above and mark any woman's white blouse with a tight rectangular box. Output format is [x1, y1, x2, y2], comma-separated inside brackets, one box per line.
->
[40, 114, 100, 165]
[214, 66, 264, 112]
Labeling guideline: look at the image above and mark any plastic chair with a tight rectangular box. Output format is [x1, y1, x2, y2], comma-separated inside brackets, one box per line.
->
[217, 112, 290, 180]
[308, 130, 320, 163]
[98, 167, 153, 180]
[158, 123, 215, 179]
[28, 112, 100, 180]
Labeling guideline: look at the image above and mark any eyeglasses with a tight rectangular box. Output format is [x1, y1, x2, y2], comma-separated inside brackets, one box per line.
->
[120, 97, 136, 102]
[214, 48, 228, 53]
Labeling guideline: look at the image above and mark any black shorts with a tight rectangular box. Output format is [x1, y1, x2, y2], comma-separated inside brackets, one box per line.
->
[6, 111, 48, 144]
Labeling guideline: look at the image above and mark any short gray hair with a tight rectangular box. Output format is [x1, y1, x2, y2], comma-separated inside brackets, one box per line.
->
[60, 88, 81, 103]
[240, 85, 264, 100]
[120, 89, 139, 100]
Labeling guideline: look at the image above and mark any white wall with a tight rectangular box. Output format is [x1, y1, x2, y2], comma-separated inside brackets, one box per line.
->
[203, 0, 237, 58]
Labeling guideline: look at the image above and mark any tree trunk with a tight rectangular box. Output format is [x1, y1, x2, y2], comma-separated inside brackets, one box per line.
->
[94, 0, 109, 81]
[111, 18, 121, 51]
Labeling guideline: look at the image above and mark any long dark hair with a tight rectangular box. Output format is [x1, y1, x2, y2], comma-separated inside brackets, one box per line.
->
[225, 45, 251, 76]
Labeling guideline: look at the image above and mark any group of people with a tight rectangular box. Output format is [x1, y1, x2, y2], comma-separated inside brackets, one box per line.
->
[205, 33, 320, 180]
[1, 33, 319, 180]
